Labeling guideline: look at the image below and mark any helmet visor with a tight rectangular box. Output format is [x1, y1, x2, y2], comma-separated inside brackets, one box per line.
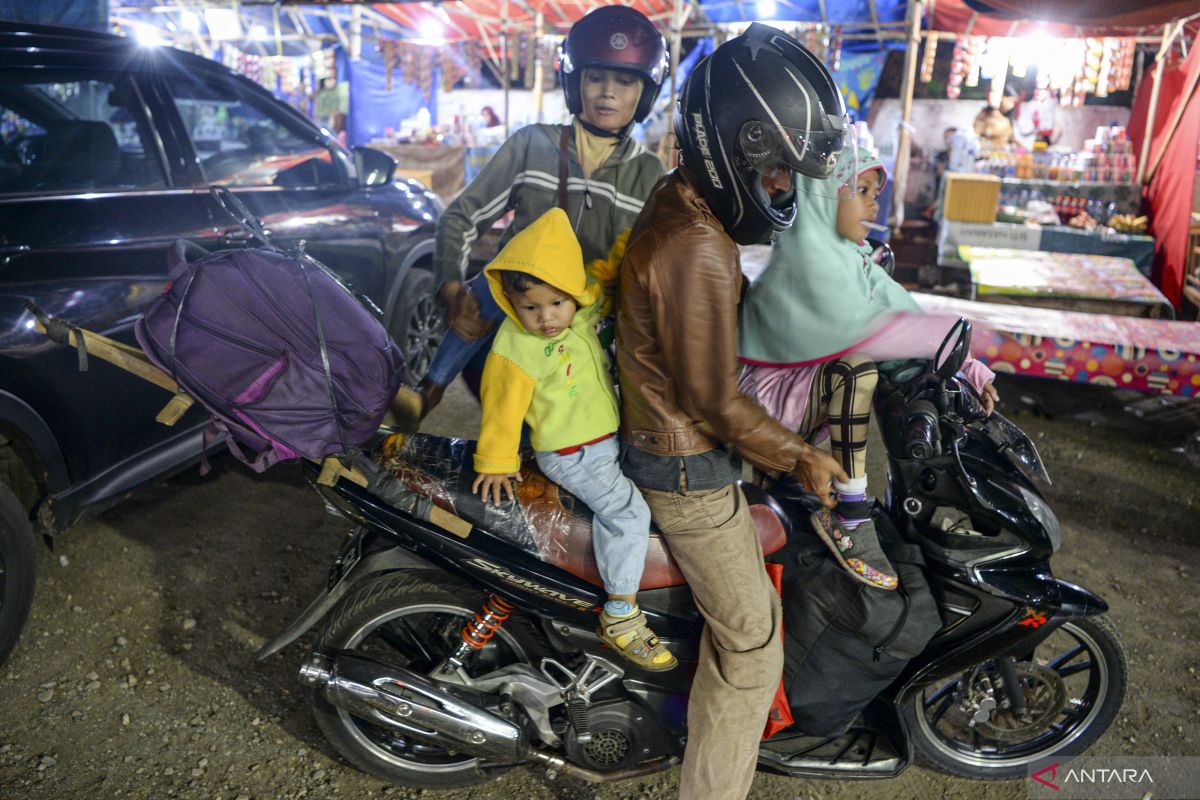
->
[739, 116, 857, 198]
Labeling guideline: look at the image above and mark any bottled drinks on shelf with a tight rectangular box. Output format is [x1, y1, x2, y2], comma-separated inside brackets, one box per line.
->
[973, 125, 1137, 186]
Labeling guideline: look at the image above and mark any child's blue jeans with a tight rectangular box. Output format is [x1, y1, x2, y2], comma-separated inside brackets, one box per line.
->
[534, 436, 650, 597]
[425, 275, 504, 388]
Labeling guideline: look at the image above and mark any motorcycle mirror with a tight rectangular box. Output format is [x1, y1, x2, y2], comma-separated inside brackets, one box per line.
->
[934, 317, 972, 381]
[866, 238, 895, 278]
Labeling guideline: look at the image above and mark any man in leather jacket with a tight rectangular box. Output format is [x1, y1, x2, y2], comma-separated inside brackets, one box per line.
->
[615, 25, 851, 800]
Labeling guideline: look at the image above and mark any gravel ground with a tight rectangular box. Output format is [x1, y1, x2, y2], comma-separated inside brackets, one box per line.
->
[2, 376, 1197, 800]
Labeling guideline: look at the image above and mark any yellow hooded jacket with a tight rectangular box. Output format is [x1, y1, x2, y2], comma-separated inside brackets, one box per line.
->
[473, 208, 625, 475]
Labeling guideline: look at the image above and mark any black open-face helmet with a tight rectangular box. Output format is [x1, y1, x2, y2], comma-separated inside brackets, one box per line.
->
[675, 24, 851, 245]
[559, 6, 669, 124]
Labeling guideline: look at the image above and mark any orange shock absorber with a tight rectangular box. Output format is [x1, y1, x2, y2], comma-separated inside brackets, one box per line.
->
[459, 595, 514, 650]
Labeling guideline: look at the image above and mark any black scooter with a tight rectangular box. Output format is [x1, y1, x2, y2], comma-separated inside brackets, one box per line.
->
[259, 319, 1127, 790]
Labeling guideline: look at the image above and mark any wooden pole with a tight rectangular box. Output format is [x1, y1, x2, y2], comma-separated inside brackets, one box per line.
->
[1146, 53, 1200, 182]
[533, 11, 545, 123]
[667, 0, 686, 114]
[888, 0, 924, 232]
[502, 0, 511, 138]
[1137, 22, 1178, 185]
[349, 4, 362, 62]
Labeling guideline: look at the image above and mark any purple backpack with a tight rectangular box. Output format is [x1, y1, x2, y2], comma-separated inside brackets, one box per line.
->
[136, 239, 405, 473]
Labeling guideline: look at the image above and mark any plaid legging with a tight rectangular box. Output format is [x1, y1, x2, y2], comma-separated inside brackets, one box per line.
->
[799, 355, 879, 479]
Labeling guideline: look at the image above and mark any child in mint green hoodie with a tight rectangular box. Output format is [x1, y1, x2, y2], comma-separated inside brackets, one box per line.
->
[739, 147, 998, 591]
[471, 208, 676, 672]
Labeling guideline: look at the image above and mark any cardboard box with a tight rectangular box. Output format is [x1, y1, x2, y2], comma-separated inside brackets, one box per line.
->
[943, 172, 1000, 224]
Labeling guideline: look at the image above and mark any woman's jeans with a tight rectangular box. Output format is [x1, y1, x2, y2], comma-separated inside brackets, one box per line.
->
[424, 275, 504, 388]
[534, 437, 650, 597]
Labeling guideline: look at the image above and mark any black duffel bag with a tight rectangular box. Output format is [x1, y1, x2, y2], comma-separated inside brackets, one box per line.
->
[772, 495, 943, 737]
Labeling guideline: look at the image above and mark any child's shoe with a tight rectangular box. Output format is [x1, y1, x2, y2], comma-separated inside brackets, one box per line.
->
[598, 606, 677, 671]
[810, 503, 899, 591]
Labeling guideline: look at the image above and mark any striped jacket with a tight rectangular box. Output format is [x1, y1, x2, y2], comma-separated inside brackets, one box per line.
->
[432, 123, 664, 283]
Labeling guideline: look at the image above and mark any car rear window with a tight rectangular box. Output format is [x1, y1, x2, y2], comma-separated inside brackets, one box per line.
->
[0, 71, 167, 195]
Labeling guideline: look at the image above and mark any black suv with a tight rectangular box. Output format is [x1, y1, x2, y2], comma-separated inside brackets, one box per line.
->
[0, 22, 448, 663]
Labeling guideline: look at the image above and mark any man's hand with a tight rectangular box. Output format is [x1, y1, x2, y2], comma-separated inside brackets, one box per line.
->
[472, 471, 523, 506]
[792, 447, 850, 509]
[440, 280, 497, 343]
[980, 382, 999, 416]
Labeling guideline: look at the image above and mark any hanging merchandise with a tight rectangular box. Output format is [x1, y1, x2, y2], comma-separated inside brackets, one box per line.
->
[441, 44, 468, 92]
[948, 35, 968, 99]
[1109, 38, 1135, 91]
[1082, 38, 1104, 96]
[919, 35, 937, 83]
[802, 24, 828, 65]
[828, 26, 843, 72]
[964, 36, 984, 89]
[380, 40, 435, 101]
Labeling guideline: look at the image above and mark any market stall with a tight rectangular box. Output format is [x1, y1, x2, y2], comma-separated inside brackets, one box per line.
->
[916, 292, 1200, 397]
[871, 1, 1199, 317]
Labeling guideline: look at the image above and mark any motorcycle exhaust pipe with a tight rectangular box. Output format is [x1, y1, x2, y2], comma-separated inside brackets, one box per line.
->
[299, 652, 527, 762]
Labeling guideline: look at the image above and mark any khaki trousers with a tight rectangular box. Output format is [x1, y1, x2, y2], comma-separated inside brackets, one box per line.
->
[641, 480, 783, 800]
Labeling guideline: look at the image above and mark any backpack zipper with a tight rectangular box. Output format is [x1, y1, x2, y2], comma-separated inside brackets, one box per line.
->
[873, 589, 910, 662]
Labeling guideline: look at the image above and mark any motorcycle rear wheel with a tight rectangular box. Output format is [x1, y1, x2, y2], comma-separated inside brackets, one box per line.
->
[904, 614, 1126, 780]
[311, 570, 543, 789]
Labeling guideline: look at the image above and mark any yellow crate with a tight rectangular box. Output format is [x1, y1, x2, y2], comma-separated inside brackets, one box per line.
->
[943, 172, 1000, 224]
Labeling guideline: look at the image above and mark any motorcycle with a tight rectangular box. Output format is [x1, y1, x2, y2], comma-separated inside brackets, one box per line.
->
[258, 318, 1127, 789]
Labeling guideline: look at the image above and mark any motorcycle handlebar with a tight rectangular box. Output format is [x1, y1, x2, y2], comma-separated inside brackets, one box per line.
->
[904, 399, 939, 459]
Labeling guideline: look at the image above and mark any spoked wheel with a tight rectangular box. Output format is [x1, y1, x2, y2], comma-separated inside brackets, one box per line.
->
[387, 269, 444, 387]
[311, 571, 541, 789]
[904, 615, 1127, 780]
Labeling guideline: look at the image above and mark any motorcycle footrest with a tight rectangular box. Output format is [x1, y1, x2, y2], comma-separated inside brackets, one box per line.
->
[758, 726, 903, 777]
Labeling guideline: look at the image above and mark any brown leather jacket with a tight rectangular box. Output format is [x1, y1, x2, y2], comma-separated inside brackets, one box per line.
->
[615, 168, 818, 475]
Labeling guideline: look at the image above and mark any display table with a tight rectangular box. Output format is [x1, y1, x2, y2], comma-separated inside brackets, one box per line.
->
[938, 221, 1155, 275]
[370, 142, 467, 200]
[959, 247, 1173, 319]
[915, 293, 1200, 398]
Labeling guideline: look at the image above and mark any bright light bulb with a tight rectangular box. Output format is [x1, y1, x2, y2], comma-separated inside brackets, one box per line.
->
[756, 0, 777, 19]
[419, 18, 445, 44]
[133, 23, 166, 47]
[180, 10, 201, 32]
[250, 24, 269, 41]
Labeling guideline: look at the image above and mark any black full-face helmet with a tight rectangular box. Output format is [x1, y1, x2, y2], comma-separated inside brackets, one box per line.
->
[675, 23, 851, 245]
[559, 6, 669, 124]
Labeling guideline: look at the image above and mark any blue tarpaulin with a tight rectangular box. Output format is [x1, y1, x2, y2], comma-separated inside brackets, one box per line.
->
[0, 0, 107, 30]
[698, 0, 907, 26]
[344, 55, 433, 147]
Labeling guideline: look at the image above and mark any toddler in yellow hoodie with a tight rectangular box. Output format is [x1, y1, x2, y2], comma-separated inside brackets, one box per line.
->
[471, 208, 675, 672]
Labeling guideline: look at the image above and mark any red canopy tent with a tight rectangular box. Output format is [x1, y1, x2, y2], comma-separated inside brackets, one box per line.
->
[932, 0, 1200, 36]
[372, 0, 673, 44]
[920, 0, 1200, 308]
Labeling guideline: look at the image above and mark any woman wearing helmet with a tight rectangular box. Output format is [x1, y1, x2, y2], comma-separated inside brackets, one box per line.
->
[614, 24, 847, 800]
[396, 6, 669, 423]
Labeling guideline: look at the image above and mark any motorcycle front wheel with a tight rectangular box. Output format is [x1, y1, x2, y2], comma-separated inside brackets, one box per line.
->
[311, 570, 544, 789]
[904, 614, 1127, 780]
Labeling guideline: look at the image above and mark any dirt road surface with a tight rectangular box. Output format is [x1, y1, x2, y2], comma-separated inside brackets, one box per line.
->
[2, 377, 1197, 800]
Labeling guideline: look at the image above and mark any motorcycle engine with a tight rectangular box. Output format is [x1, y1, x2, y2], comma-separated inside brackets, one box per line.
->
[563, 699, 675, 771]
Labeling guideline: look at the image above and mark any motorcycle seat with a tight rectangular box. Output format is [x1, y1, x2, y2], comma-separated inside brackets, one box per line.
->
[378, 433, 787, 590]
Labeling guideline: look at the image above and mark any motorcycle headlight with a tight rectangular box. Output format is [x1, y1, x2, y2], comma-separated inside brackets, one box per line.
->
[1018, 485, 1062, 552]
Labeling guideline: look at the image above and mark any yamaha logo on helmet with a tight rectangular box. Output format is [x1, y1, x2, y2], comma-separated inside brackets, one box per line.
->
[690, 112, 724, 189]
[610, 32, 628, 50]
